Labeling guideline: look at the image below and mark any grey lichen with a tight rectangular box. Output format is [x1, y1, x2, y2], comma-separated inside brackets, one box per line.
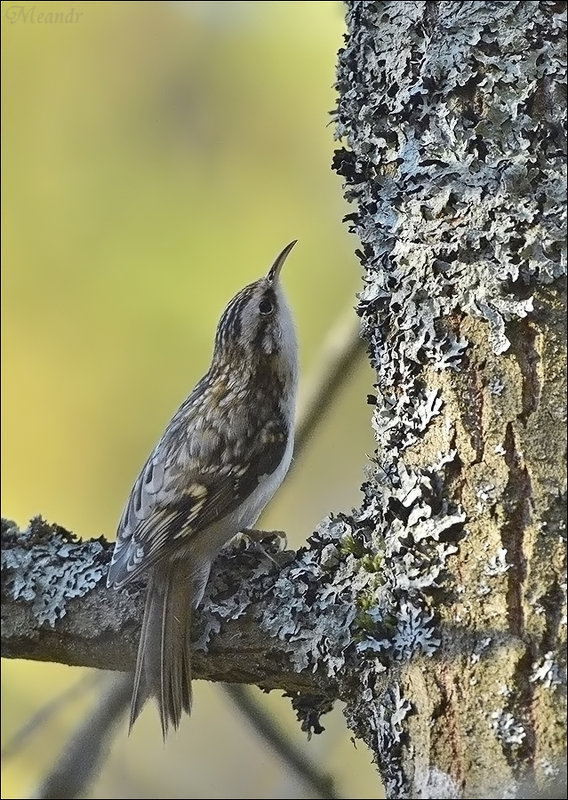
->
[414, 768, 462, 800]
[370, 684, 413, 796]
[204, 518, 365, 680]
[490, 709, 527, 746]
[334, 0, 567, 389]
[336, 1, 566, 354]
[358, 602, 441, 659]
[333, 0, 566, 794]
[193, 538, 280, 651]
[485, 547, 511, 576]
[1, 517, 107, 626]
[530, 652, 563, 689]
[260, 543, 358, 676]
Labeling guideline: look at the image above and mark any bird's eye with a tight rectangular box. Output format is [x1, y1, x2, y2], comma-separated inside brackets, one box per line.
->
[259, 298, 273, 315]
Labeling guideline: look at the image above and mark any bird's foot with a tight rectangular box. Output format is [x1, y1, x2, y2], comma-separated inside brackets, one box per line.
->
[238, 528, 288, 567]
[240, 528, 287, 547]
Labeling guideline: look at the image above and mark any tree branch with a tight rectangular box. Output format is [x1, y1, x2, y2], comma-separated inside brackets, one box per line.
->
[1, 516, 338, 699]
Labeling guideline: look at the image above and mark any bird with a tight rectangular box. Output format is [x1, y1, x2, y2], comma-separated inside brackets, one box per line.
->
[107, 241, 298, 739]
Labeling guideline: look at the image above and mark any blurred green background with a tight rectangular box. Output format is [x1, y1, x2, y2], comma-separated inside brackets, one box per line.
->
[1, 2, 380, 797]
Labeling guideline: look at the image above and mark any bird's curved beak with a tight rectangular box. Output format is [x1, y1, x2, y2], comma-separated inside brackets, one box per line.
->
[266, 240, 297, 283]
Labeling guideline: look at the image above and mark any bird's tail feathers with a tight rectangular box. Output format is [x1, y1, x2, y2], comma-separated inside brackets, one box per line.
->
[130, 559, 208, 739]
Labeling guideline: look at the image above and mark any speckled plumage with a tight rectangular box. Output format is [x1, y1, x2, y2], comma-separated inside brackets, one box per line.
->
[107, 242, 298, 737]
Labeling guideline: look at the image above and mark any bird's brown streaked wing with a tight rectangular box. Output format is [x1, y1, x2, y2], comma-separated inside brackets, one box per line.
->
[107, 419, 288, 589]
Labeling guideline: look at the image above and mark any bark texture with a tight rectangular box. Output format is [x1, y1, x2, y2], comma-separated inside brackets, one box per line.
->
[1, 518, 324, 696]
[333, 1, 566, 797]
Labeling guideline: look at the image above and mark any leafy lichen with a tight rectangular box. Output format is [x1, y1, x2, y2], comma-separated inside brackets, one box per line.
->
[1, 517, 107, 626]
[332, 0, 566, 792]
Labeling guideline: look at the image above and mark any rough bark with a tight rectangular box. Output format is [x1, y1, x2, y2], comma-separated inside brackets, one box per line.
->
[1, 3, 566, 799]
[333, 1, 566, 798]
[1, 518, 325, 697]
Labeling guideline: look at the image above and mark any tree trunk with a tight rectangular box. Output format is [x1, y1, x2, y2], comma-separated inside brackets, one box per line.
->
[333, 1, 566, 797]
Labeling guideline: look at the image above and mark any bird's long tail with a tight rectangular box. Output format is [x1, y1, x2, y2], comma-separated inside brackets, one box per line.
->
[129, 559, 203, 739]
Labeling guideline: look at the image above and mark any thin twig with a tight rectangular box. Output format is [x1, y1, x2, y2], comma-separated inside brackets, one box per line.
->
[223, 684, 338, 799]
[294, 304, 364, 456]
[32, 673, 133, 800]
[1, 673, 102, 760]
